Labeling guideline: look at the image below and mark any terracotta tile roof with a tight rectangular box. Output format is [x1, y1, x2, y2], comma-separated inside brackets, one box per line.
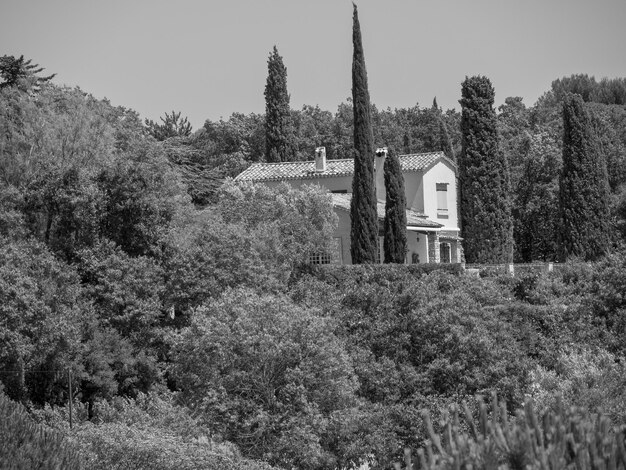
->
[399, 151, 453, 172]
[234, 151, 451, 182]
[330, 194, 443, 229]
[234, 159, 354, 182]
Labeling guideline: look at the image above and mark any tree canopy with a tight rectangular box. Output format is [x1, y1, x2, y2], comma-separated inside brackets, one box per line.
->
[0, 55, 55, 91]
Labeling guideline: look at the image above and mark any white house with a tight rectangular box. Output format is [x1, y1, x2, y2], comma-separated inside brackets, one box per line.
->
[234, 148, 461, 264]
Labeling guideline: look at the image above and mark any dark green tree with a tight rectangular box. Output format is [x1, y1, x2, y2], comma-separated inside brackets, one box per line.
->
[350, 3, 378, 264]
[0, 55, 55, 91]
[145, 111, 192, 141]
[383, 149, 407, 263]
[264, 46, 294, 162]
[438, 115, 455, 160]
[513, 131, 561, 262]
[459, 76, 513, 263]
[558, 93, 610, 261]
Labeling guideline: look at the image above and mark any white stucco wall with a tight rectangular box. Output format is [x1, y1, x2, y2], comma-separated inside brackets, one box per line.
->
[421, 160, 458, 231]
[405, 230, 429, 264]
[404, 172, 424, 213]
[261, 176, 354, 194]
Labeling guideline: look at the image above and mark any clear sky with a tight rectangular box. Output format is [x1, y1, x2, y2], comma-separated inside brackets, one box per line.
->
[2, 0, 625, 129]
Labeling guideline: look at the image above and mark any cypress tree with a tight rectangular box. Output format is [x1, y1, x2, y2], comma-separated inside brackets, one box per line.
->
[383, 149, 407, 263]
[427, 97, 454, 159]
[264, 46, 294, 162]
[438, 115, 455, 160]
[459, 76, 513, 263]
[558, 93, 610, 261]
[349, 3, 378, 264]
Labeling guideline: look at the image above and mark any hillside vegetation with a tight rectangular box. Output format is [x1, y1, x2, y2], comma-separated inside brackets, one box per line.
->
[1, 63, 626, 468]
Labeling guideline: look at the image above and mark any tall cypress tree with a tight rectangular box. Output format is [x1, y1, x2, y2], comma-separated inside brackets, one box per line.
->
[349, 3, 378, 264]
[383, 149, 407, 263]
[558, 93, 610, 261]
[459, 76, 513, 263]
[264, 46, 294, 162]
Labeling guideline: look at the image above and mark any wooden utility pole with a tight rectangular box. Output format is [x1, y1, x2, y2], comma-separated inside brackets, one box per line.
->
[68, 369, 73, 429]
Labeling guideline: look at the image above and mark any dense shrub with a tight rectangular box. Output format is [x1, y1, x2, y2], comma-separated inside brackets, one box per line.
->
[0, 392, 82, 469]
[299, 263, 464, 288]
[31, 391, 275, 470]
[399, 395, 626, 470]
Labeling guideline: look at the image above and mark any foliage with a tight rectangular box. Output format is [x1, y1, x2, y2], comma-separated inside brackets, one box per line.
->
[512, 131, 561, 261]
[459, 76, 514, 263]
[0, 392, 82, 470]
[350, 3, 378, 264]
[528, 348, 626, 426]
[96, 149, 188, 258]
[0, 54, 55, 92]
[217, 180, 338, 271]
[0, 237, 86, 403]
[438, 116, 455, 160]
[161, 182, 337, 318]
[32, 391, 276, 470]
[145, 110, 192, 141]
[265, 46, 295, 162]
[558, 93, 611, 261]
[551, 73, 626, 106]
[384, 150, 408, 263]
[399, 395, 626, 470]
[170, 288, 359, 469]
[3, 46, 626, 470]
[77, 240, 165, 346]
[298, 263, 464, 288]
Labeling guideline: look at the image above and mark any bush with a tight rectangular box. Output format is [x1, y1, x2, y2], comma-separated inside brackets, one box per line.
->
[300, 263, 464, 288]
[31, 391, 275, 470]
[398, 395, 626, 470]
[0, 392, 82, 469]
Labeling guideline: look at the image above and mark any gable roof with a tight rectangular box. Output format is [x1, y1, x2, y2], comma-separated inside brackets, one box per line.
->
[234, 151, 453, 182]
[330, 193, 443, 229]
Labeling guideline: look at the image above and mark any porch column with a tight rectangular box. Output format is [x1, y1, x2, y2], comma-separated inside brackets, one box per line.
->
[427, 232, 440, 263]
[451, 240, 461, 263]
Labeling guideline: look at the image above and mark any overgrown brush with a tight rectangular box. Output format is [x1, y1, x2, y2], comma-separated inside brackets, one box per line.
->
[396, 394, 626, 470]
[0, 392, 82, 469]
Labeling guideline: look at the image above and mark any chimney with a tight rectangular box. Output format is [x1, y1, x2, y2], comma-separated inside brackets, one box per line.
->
[315, 146, 327, 172]
[375, 147, 388, 201]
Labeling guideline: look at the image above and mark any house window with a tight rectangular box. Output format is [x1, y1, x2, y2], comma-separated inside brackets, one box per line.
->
[309, 252, 332, 265]
[309, 238, 343, 265]
[436, 183, 448, 211]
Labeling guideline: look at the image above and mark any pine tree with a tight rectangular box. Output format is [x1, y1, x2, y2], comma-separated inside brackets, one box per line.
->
[459, 76, 513, 263]
[383, 149, 407, 263]
[0, 55, 55, 91]
[264, 46, 294, 162]
[349, 3, 378, 264]
[145, 111, 192, 141]
[558, 93, 610, 261]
